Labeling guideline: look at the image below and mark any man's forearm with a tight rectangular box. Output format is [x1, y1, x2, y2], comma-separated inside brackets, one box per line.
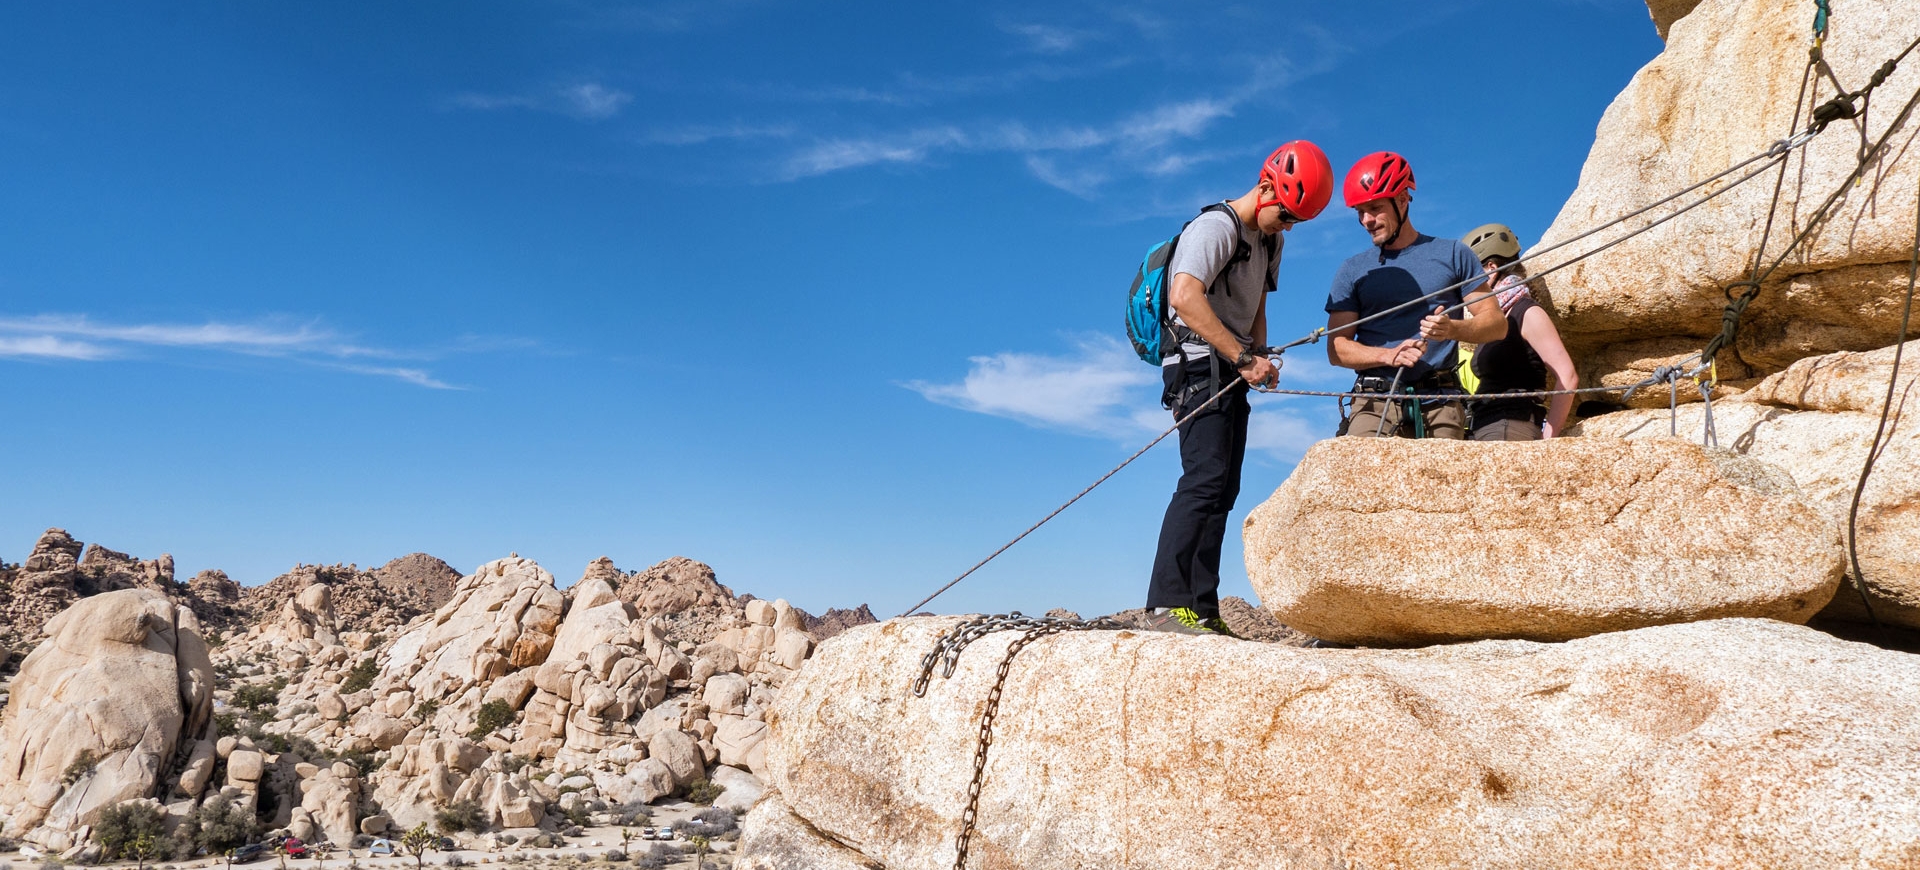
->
[1329, 336, 1393, 370]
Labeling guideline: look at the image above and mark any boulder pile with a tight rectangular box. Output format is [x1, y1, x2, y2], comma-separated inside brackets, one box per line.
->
[0, 536, 866, 856]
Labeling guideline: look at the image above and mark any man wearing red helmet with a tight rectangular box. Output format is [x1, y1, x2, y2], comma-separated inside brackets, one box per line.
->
[1323, 152, 1505, 439]
[1144, 141, 1334, 636]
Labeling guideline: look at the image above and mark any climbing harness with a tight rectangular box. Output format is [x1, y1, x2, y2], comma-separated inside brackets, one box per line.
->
[910, 612, 1126, 870]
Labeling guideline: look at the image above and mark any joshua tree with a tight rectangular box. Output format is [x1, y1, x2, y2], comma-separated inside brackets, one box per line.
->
[401, 823, 437, 870]
[128, 832, 162, 870]
[688, 835, 710, 870]
[618, 827, 634, 860]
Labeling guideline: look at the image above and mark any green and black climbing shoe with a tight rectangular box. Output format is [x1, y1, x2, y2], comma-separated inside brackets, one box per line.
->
[1202, 616, 1242, 639]
[1143, 607, 1215, 636]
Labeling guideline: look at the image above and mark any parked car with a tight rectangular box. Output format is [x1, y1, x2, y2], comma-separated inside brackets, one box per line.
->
[435, 837, 456, 851]
[282, 838, 309, 859]
[232, 842, 272, 864]
[368, 839, 395, 857]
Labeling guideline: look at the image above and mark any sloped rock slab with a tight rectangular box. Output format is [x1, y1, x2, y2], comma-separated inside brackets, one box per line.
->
[1244, 437, 1842, 645]
[755, 617, 1920, 869]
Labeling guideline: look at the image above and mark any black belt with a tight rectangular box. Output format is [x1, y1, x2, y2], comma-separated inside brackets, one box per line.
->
[1352, 371, 1459, 394]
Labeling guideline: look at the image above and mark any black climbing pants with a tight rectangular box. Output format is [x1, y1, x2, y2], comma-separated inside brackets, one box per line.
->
[1147, 353, 1250, 619]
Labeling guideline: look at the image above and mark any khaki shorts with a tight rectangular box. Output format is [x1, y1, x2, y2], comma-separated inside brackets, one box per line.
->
[1342, 395, 1466, 440]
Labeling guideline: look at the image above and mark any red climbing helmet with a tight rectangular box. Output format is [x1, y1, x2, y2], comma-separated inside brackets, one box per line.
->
[1343, 151, 1416, 208]
[1258, 140, 1334, 221]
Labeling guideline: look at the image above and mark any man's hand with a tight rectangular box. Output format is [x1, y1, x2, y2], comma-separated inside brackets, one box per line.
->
[1238, 355, 1277, 388]
[1384, 338, 1426, 369]
[1419, 305, 1458, 341]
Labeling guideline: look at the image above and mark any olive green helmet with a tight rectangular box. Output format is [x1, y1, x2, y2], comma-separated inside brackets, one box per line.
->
[1464, 223, 1522, 262]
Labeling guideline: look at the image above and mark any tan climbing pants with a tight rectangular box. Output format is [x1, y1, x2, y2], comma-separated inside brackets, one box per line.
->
[1342, 396, 1466, 440]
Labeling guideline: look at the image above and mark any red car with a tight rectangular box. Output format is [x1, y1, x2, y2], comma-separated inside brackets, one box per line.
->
[282, 839, 309, 859]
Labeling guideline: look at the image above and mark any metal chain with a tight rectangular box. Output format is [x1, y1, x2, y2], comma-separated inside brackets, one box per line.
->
[909, 613, 1126, 870]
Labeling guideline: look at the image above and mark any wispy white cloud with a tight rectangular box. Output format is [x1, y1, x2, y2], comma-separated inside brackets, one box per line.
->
[906, 334, 1344, 459]
[0, 314, 464, 389]
[0, 334, 114, 360]
[561, 83, 632, 119]
[776, 96, 1236, 185]
[904, 335, 1157, 435]
[451, 82, 634, 120]
[1000, 22, 1089, 54]
[638, 122, 795, 146]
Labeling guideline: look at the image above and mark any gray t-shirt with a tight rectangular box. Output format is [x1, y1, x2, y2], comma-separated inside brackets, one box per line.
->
[1164, 205, 1280, 364]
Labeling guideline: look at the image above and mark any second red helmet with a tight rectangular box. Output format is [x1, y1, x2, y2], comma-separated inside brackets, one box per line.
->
[1258, 140, 1334, 221]
[1343, 151, 1416, 208]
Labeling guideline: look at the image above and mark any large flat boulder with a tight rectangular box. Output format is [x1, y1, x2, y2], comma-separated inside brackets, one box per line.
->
[754, 617, 1920, 870]
[1577, 342, 1920, 627]
[1243, 437, 1841, 645]
[1537, 0, 1919, 395]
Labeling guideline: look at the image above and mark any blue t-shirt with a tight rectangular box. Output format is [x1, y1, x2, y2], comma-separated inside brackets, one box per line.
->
[1324, 235, 1485, 380]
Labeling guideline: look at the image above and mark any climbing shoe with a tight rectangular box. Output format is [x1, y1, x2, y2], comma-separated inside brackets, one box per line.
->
[1202, 616, 1242, 639]
[1143, 607, 1215, 636]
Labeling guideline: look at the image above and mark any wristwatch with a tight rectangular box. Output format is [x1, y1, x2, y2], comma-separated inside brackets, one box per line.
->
[1232, 347, 1258, 369]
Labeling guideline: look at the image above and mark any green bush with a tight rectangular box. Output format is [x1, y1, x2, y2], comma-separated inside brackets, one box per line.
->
[340, 657, 378, 694]
[183, 794, 257, 856]
[231, 677, 287, 712]
[94, 801, 167, 860]
[61, 749, 100, 785]
[433, 799, 484, 834]
[682, 778, 725, 807]
[411, 699, 441, 721]
[467, 700, 514, 740]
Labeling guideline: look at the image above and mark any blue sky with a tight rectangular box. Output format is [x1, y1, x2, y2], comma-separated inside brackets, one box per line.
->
[0, 1, 1664, 618]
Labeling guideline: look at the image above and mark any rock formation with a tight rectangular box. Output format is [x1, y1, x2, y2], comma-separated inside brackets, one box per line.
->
[749, 617, 1920, 869]
[0, 529, 183, 654]
[1536, 0, 1919, 399]
[0, 589, 216, 849]
[1243, 437, 1843, 644]
[241, 554, 459, 635]
[195, 552, 834, 843]
[1577, 340, 1920, 629]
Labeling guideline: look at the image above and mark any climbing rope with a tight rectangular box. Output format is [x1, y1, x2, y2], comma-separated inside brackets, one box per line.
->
[1702, 33, 1920, 365]
[1841, 181, 1920, 627]
[910, 612, 1126, 870]
[896, 379, 1246, 618]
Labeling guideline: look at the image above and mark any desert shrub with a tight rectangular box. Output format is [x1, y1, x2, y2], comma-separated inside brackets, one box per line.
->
[601, 851, 625, 863]
[501, 754, 533, 775]
[433, 800, 484, 835]
[333, 749, 382, 777]
[682, 778, 724, 807]
[61, 749, 99, 785]
[411, 699, 441, 721]
[231, 678, 286, 712]
[184, 794, 256, 855]
[631, 845, 674, 870]
[340, 658, 378, 694]
[467, 700, 514, 740]
[94, 802, 167, 860]
[672, 807, 736, 839]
